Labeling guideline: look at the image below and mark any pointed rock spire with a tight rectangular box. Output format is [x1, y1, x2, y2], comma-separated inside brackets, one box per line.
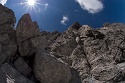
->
[68, 22, 81, 30]
[16, 13, 39, 42]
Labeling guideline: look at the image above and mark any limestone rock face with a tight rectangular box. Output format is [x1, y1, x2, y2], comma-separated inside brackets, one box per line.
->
[34, 50, 71, 83]
[83, 23, 125, 82]
[49, 23, 125, 83]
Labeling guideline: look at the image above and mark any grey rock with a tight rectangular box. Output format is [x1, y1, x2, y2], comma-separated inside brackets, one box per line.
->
[0, 41, 17, 65]
[0, 4, 17, 65]
[70, 45, 91, 83]
[34, 50, 71, 83]
[78, 25, 92, 38]
[68, 22, 81, 30]
[17, 30, 60, 57]
[85, 30, 105, 39]
[16, 14, 61, 57]
[83, 23, 125, 82]
[0, 63, 34, 83]
[33, 21, 39, 30]
[14, 57, 32, 76]
[16, 13, 38, 42]
[0, 33, 10, 44]
[92, 65, 120, 81]
[16, 14, 39, 57]
[0, 4, 16, 27]
[69, 68, 82, 83]
[50, 29, 78, 64]
[103, 22, 110, 27]
[0, 44, 2, 54]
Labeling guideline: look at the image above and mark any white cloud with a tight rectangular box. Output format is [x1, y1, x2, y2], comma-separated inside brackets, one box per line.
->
[61, 15, 69, 25]
[0, 0, 7, 5]
[75, 0, 103, 14]
[45, 3, 48, 7]
[75, 10, 79, 12]
[44, 3, 48, 9]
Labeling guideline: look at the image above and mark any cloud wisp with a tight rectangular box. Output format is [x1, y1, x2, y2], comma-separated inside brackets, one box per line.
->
[44, 3, 48, 9]
[0, 0, 7, 5]
[75, 0, 104, 14]
[61, 15, 69, 25]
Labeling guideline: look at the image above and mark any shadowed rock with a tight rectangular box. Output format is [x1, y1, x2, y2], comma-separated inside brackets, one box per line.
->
[16, 13, 38, 42]
[0, 63, 34, 83]
[0, 4, 15, 26]
[34, 50, 71, 83]
[0, 4, 17, 65]
[14, 57, 32, 76]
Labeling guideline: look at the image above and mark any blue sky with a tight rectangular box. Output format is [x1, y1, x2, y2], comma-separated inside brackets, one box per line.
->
[0, 0, 125, 32]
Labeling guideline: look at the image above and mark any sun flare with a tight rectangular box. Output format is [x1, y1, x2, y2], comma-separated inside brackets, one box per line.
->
[20, 0, 48, 13]
[20, 0, 40, 13]
[27, 0, 36, 6]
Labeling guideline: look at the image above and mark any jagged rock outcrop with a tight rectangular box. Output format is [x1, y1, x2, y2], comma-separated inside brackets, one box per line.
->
[82, 23, 125, 82]
[16, 14, 39, 57]
[0, 4, 17, 65]
[1, 4, 125, 83]
[0, 4, 15, 28]
[49, 22, 81, 64]
[70, 45, 91, 83]
[16, 14, 61, 57]
[16, 14, 38, 42]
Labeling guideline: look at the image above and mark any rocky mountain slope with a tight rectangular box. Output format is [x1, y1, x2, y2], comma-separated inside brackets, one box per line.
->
[0, 4, 125, 83]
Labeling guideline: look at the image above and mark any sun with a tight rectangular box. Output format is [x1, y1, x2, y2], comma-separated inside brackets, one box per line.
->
[27, 0, 36, 6]
[20, 0, 41, 13]
[20, 0, 48, 13]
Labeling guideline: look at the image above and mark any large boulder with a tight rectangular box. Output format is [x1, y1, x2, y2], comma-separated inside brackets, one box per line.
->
[0, 63, 34, 83]
[34, 50, 71, 83]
